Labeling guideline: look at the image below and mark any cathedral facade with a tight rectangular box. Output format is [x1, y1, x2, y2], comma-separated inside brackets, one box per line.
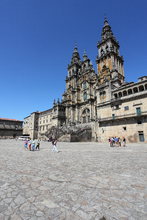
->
[23, 19, 147, 143]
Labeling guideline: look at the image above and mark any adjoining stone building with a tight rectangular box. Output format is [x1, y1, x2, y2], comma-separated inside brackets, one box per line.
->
[0, 118, 23, 138]
[23, 19, 147, 143]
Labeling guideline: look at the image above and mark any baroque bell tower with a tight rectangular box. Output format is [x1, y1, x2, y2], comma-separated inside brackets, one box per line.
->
[96, 18, 125, 87]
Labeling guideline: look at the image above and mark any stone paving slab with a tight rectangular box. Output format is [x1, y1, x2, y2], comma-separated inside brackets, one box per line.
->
[0, 140, 147, 220]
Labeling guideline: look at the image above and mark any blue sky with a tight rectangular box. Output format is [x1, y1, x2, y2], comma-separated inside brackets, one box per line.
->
[0, 0, 147, 120]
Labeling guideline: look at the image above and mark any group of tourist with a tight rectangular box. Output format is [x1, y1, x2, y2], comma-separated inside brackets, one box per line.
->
[23, 138, 59, 152]
[24, 136, 127, 151]
[24, 139, 40, 151]
[109, 137, 126, 147]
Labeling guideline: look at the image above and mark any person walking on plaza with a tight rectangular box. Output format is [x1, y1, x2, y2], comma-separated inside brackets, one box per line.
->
[28, 140, 32, 151]
[24, 140, 28, 150]
[109, 137, 113, 147]
[31, 140, 36, 151]
[122, 137, 126, 147]
[51, 139, 58, 152]
[36, 139, 40, 150]
[118, 137, 121, 147]
[110, 137, 114, 147]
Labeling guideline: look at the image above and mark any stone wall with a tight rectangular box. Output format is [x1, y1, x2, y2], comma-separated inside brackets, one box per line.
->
[0, 129, 22, 139]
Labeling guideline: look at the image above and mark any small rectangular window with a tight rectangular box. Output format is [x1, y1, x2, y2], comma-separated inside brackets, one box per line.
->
[112, 114, 115, 119]
[123, 127, 127, 131]
[136, 107, 141, 115]
[114, 105, 119, 110]
[124, 106, 129, 111]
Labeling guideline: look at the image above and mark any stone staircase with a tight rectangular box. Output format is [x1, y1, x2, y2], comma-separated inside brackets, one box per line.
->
[45, 124, 92, 142]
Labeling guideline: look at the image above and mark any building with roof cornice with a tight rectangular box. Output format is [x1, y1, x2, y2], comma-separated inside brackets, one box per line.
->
[0, 118, 23, 138]
[23, 19, 147, 143]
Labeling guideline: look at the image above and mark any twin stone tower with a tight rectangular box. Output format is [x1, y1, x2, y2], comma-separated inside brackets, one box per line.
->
[23, 18, 147, 143]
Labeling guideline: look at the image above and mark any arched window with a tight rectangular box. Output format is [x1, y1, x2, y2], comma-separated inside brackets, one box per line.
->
[83, 92, 87, 101]
[83, 64, 86, 69]
[139, 85, 144, 92]
[114, 93, 118, 99]
[128, 89, 132, 95]
[133, 87, 138, 93]
[145, 84, 147, 90]
[81, 108, 90, 123]
[118, 92, 122, 97]
[123, 90, 127, 96]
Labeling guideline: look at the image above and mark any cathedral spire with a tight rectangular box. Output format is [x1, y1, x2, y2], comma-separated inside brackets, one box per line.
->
[70, 44, 80, 64]
[83, 50, 88, 61]
[73, 42, 78, 53]
[103, 17, 109, 27]
[101, 18, 116, 42]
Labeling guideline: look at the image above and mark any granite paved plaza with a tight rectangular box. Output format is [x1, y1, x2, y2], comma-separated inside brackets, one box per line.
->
[0, 140, 147, 220]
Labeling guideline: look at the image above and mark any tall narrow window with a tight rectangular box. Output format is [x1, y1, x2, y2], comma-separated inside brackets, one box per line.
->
[112, 114, 115, 119]
[83, 117, 86, 123]
[138, 131, 145, 142]
[81, 108, 90, 123]
[83, 92, 87, 101]
[136, 107, 141, 116]
[83, 81, 87, 89]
